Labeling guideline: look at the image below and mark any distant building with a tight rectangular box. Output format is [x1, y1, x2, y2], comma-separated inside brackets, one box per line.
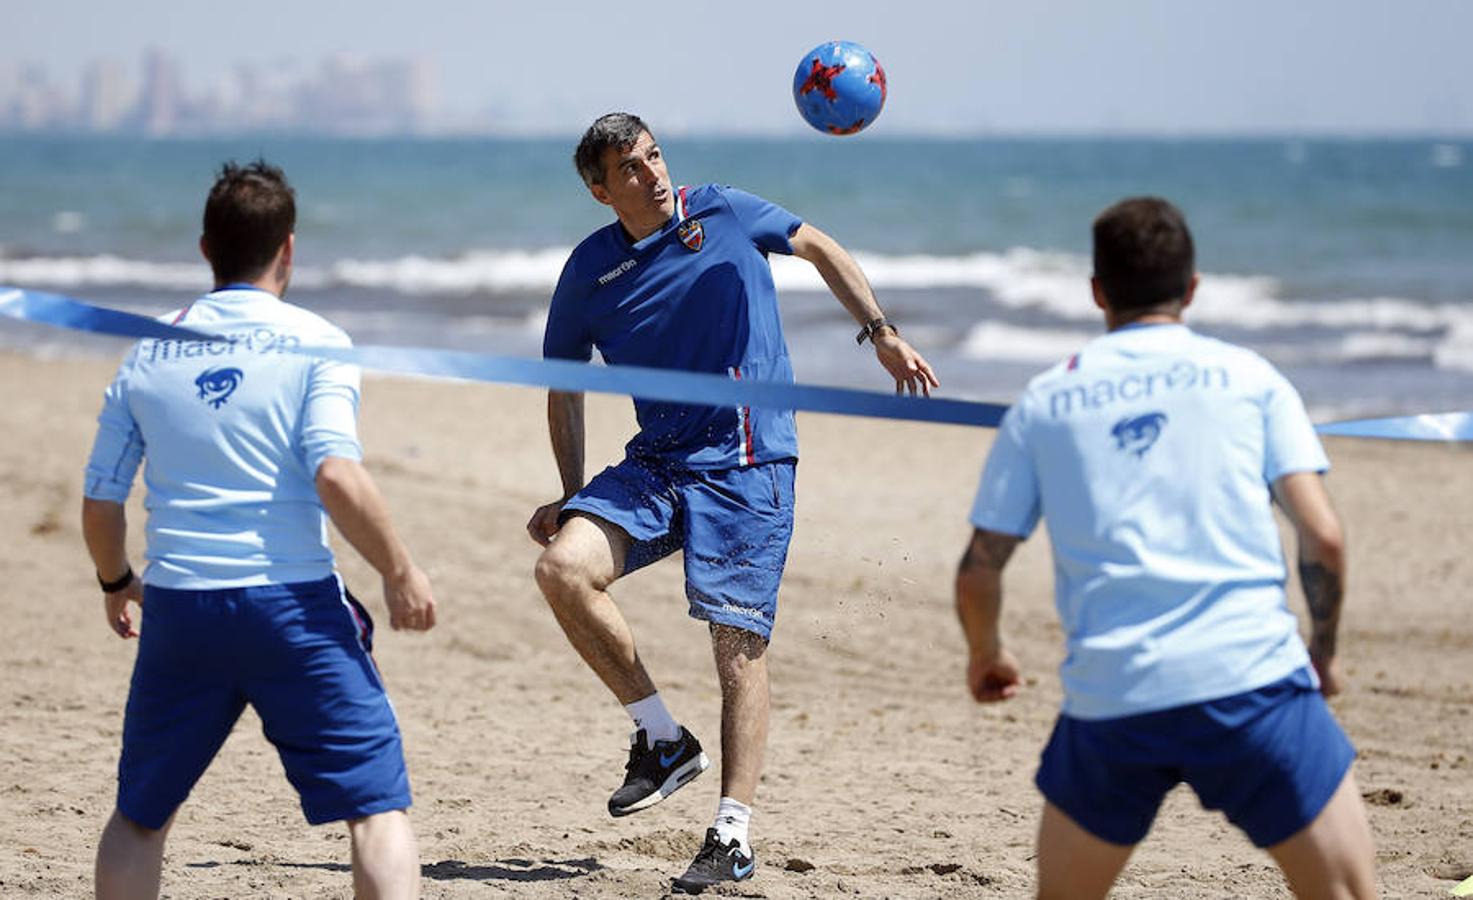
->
[81, 59, 135, 132]
[136, 49, 183, 135]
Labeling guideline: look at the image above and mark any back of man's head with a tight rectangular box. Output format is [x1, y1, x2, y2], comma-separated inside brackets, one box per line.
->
[1092, 197, 1195, 312]
[202, 160, 295, 284]
[574, 112, 653, 187]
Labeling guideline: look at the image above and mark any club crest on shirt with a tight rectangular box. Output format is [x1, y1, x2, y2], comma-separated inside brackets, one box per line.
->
[677, 218, 704, 252]
[1111, 411, 1167, 457]
[195, 366, 244, 409]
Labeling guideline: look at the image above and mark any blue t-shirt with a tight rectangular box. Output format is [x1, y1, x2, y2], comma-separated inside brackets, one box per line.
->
[970, 324, 1329, 720]
[543, 184, 802, 469]
[83, 287, 362, 589]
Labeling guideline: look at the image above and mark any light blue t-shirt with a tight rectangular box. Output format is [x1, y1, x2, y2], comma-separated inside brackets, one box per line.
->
[83, 287, 362, 589]
[970, 323, 1328, 720]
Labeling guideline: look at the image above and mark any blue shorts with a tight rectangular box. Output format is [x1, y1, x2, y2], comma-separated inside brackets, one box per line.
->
[1035, 668, 1355, 848]
[561, 456, 796, 641]
[118, 576, 411, 829]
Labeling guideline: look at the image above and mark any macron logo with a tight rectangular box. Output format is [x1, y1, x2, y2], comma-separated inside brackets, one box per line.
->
[597, 259, 637, 285]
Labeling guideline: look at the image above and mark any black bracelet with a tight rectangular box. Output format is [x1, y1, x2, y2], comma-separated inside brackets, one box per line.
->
[856, 316, 898, 345]
[98, 566, 134, 593]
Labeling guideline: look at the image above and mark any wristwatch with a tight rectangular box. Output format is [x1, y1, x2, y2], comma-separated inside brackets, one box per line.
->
[856, 316, 898, 345]
[97, 566, 135, 593]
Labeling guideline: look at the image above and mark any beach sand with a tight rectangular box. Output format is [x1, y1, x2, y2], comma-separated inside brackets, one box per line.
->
[1, 347, 1470, 898]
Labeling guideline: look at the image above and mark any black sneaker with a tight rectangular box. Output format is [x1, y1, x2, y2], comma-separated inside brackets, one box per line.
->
[607, 727, 709, 818]
[672, 828, 755, 894]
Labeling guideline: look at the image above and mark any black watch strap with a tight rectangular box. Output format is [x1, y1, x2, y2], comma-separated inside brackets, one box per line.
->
[856, 316, 898, 345]
[98, 566, 135, 593]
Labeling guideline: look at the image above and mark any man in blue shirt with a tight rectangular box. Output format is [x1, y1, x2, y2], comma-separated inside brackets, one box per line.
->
[82, 161, 436, 900]
[528, 112, 938, 892]
[955, 197, 1375, 899]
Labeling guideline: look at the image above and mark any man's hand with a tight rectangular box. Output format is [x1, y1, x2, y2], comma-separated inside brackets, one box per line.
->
[968, 645, 1022, 702]
[383, 564, 436, 632]
[874, 331, 940, 396]
[527, 498, 568, 547]
[104, 580, 144, 639]
[1312, 652, 1343, 697]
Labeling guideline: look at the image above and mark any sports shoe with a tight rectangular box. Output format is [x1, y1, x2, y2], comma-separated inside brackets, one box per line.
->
[672, 828, 756, 894]
[607, 727, 709, 818]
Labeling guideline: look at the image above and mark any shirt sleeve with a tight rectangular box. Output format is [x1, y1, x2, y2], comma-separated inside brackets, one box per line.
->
[300, 331, 363, 476]
[83, 355, 145, 503]
[719, 187, 803, 256]
[542, 254, 594, 362]
[1262, 366, 1328, 482]
[969, 404, 1042, 538]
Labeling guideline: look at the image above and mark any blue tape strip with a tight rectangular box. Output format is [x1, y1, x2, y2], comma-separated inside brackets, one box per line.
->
[1315, 412, 1473, 442]
[3, 286, 1467, 441]
[0, 287, 1006, 428]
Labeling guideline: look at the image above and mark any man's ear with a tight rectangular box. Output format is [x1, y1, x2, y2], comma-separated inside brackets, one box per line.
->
[281, 233, 295, 267]
[1091, 276, 1108, 312]
[199, 235, 210, 263]
[589, 183, 612, 207]
[1181, 273, 1199, 310]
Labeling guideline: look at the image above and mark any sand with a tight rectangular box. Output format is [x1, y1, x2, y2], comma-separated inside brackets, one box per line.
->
[1, 347, 1470, 898]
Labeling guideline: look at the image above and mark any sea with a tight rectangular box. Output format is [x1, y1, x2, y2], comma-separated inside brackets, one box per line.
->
[2, 135, 1470, 421]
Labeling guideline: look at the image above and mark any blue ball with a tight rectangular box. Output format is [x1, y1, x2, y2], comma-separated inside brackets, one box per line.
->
[792, 41, 887, 135]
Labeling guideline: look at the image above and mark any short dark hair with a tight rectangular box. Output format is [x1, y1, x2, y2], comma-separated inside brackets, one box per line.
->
[202, 160, 296, 284]
[1092, 197, 1195, 311]
[573, 112, 653, 187]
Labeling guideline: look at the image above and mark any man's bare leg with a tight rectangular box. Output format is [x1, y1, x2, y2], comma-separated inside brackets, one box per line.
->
[533, 514, 654, 703]
[95, 810, 172, 900]
[348, 809, 420, 900]
[1035, 801, 1135, 900]
[711, 624, 769, 806]
[668, 625, 768, 890]
[1266, 769, 1377, 899]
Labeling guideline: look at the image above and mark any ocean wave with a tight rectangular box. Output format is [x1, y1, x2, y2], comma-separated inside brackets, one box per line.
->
[956, 322, 1468, 372]
[328, 249, 573, 293]
[0, 255, 215, 290]
[4, 247, 1470, 351]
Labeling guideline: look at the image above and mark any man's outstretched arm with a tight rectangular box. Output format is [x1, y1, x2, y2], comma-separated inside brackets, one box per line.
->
[1274, 471, 1347, 695]
[788, 223, 939, 396]
[316, 456, 436, 632]
[955, 528, 1024, 702]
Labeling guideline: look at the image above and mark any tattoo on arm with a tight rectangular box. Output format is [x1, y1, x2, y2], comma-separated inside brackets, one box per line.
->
[960, 531, 1020, 572]
[1299, 557, 1343, 657]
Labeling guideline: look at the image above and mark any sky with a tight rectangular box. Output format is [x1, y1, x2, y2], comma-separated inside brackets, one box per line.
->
[6, 0, 1473, 135]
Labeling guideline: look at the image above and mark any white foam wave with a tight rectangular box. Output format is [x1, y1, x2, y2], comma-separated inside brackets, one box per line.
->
[329, 249, 573, 293]
[958, 322, 1098, 362]
[4, 248, 1470, 365]
[956, 322, 1465, 371]
[0, 255, 212, 290]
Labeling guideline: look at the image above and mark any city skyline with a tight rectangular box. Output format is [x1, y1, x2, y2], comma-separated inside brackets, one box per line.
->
[5, 0, 1473, 137]
[0, 50, 442, 137]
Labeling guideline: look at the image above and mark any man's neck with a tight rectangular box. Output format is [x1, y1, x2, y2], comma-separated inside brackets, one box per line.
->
[1105, 298, 1185, 332]
[213, 279, 281, 297]
[616, 209, 670, 244]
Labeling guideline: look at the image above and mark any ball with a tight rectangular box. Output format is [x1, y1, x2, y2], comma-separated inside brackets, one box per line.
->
[792, 41, 886, 135]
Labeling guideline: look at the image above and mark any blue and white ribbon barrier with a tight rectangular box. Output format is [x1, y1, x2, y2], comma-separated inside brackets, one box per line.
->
[1, 286, 1468, 442]
[1315, 412, 1473, 442]
[0, 287, 1003, 428]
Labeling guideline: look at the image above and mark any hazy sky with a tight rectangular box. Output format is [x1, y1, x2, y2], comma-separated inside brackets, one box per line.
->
[7, 0, 1473, 135]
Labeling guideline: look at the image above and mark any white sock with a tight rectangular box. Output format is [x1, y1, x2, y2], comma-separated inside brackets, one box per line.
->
[624, 692, 681, 747]
[713, 796, 752, 856]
